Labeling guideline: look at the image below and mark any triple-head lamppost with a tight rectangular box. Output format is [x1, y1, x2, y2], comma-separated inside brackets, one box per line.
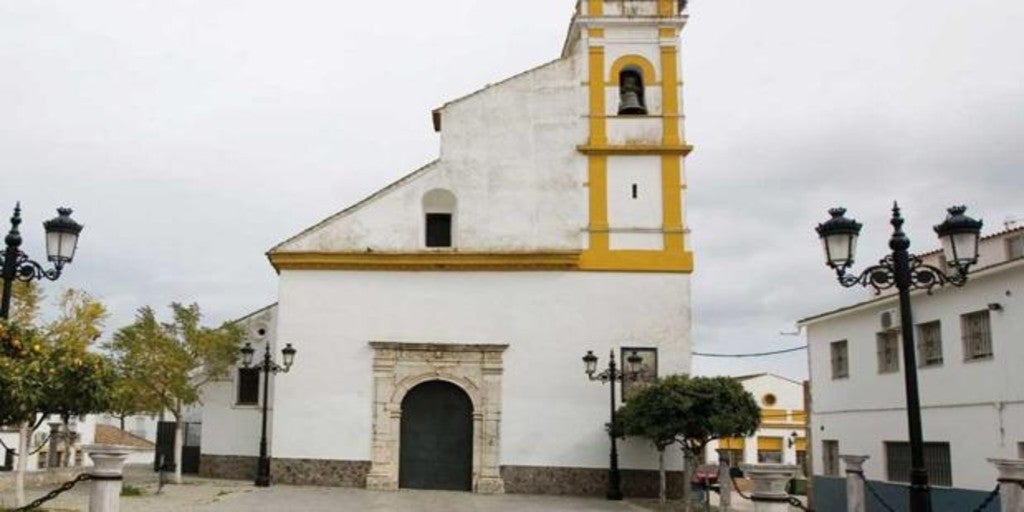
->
[240, 338, 297, 487]
[816, 203, 982, 512]
[582, 349, 642, 501]
[0, 203, 83, 320]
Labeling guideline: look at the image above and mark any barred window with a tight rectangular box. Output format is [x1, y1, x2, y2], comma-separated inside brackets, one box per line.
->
[831, 340, 849, 379]
[885, 441, 952, 487]
[877, 331, 900, 373]
[823, 440, 839, 476]
[237, 367, 260, 405]
[961, 310, 993, 361]
[1007, 235, 1024, 260]
[916, 321, 943, 367]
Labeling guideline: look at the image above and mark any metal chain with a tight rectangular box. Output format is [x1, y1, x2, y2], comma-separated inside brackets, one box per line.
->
[968, 485, 1001, 512]
[856, 471, 898, 512]
[728, 474, 813, 511]
[12, 473, 92, 511]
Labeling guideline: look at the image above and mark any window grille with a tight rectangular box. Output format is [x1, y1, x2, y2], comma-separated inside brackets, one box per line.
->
[831, 340, 849, 379]
[877, 331, 900, 373]
[758, 450, 783, 463]
[1007, 235, 1024, 260]
[961, 310, 993, 360]
[823, 440, 839, 476]
[885, 441, 952, 487]
[237, 367, 260, 405]
[916, 321, 943, 367]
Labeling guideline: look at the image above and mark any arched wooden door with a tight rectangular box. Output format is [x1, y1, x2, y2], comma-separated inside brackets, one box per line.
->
[399, 380, 473, 491]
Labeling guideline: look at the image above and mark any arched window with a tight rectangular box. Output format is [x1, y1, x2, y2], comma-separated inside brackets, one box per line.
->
[422, 189, 456, 248]
[618, 67, 648, 115]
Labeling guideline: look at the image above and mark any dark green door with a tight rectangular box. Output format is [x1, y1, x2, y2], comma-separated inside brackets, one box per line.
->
[399, 380, 473, 491]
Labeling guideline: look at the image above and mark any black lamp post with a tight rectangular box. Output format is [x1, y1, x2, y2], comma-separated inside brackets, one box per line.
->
[816, 203, 982, 512]
[1, 204, 83, 319]
[240, 340, 296, 487]
[582, 349, 642, 501]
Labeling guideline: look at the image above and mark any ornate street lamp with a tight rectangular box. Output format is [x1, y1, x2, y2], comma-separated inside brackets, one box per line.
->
[0, 204, 83, 319]
[816, 203, 982, 512]
[582, 349, 642, 501]
[240, 339, 297, 487]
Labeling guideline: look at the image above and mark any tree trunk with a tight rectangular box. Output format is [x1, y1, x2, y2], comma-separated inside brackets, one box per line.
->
[172, 414, 184, 484]
[119, 415, 125, 431]
[658, 448, 667, 504]
[15, 422, 29, 506]
[62, 418, 73, 467]
[681, 447, 694, 510]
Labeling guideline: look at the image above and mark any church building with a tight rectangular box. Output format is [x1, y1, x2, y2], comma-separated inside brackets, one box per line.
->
[201, 0, 696, 496]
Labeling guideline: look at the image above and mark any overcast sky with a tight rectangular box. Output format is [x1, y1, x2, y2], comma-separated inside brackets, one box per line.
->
[2, 0, 1021, 381]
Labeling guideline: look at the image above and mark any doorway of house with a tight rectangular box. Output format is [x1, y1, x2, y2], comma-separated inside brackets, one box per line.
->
[398, 380, 473, 491]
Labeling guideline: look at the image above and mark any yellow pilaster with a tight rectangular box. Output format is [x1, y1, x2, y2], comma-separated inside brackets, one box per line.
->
[588, 46, 606, 145]
[588, 0, 603, 16]
[588, 156, 609, 251]
[660, 45, 680, 145]
[658, 0, 675, 16]
[661, 155, 684, 251]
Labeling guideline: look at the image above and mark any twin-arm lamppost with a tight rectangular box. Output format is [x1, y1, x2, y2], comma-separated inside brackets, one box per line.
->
[240, 339, 296, 487]
[582, 349, 642, 501]
[816, 203, 982, 512]
[1, 203, 83, 320]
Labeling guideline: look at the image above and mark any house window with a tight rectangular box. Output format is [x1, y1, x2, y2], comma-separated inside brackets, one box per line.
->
[961, 310, 993, 361]
[617, 68, 648, 115]
[237, 367, 260, 405]
[916, 321, 943, 367]
[757, 437, 783, 463]
[877, 330, 900, 373]
[1018, 442, 1024, 459]
[885, 441, 952, 486]
[823, 440, 840, 476]
[831, 340, 849, 379]
[1006, 235, 1024, 260]
[425, 214, 452, 248]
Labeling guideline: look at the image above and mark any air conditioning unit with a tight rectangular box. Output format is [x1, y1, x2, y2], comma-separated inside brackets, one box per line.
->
[880, 308, 901, 330]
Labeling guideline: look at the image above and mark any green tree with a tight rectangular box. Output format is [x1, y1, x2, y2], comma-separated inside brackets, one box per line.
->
[107, 303, 244, 484]
[618, 380, 688, 503]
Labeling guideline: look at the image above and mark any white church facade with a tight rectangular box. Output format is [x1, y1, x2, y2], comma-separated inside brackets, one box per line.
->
[201, 0, 696, 496]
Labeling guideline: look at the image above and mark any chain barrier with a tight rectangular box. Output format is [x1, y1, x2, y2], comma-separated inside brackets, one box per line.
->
[727, 474, 813, 511]
[967, 485, 1001, 512]
[11, 473, 92, 511]
[855, 471, 898, 512]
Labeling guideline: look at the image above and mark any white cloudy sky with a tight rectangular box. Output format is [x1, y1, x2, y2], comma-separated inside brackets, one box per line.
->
[2, 1, 1021, 381]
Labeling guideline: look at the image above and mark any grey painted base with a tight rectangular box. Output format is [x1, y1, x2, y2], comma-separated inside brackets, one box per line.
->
[201, 455, 683, 498]
[813, 475, 1003, 512]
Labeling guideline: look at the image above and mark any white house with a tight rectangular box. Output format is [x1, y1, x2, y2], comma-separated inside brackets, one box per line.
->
[201, 0, 697, 497]
[800, 226, 1024, 505]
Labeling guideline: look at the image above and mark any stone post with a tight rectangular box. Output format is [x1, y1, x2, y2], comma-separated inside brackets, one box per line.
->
[47, 422, 62, 469]
[717, 454, 732, 511]
[841, 455, 869, 512]
[988, 458, 1024, 512]
[85, 445, 132, 512]
[741, 464, 798, 512]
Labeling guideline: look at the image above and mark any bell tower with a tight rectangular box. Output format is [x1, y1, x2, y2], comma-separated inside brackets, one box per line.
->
[571, 0, 694, 272]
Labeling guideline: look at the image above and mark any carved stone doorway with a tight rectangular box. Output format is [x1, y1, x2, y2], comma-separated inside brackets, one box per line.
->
[398, 380, 473, 491]
[365, 342, 507, 494]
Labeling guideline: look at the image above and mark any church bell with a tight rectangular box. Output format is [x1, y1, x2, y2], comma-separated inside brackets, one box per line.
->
[618, 92, 648, 115]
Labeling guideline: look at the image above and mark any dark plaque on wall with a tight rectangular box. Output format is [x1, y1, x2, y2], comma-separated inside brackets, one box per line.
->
[621, 347, 658, 401]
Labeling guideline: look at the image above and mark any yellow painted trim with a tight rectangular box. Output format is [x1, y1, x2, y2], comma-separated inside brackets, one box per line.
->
[659, 27, 677, 38]
[658, 0, 675, 16]
[761, 408, 787, 422]
[588, 46, 606, 145]
[660, 45, 680, 144]
[661, 156, 684, 251]
[588, 156, 609, 251]
[758, 437, 784, 451]
[587, 0, 603, 16]
[578, 144, 694, 156]
[588, 28, 604, 38]
[579, 249, 694, 272]
[269, 252, 581, 272]
[795, 438, 807, 451]
[609, 55, 657, 86]
[720, 437, 746, 450]
[791, 411, 807, 424]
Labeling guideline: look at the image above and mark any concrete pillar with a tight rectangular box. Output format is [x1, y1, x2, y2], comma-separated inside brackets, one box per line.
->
[741, 463, 798, 512]
[47, 422, 62, 469]
[85, 445, 132, 512]
[988, 458, 1024, 512]
[717, 453, 732, 512]
[840, 455, 869, 512]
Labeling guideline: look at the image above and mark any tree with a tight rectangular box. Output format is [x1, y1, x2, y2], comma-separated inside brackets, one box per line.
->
[107, 303, 244, 484]
[617, 375, 760, 507]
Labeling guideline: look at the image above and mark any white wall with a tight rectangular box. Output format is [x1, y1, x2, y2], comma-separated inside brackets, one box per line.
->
[805, 260, 1024, 490]
[270, 269, 691, 471]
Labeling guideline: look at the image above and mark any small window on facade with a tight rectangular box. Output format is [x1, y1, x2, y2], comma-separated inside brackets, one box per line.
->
[1006, 235, 1024, 260]
[877, 331, 900, 374]
[961, 310, 993, 360]
[422, 189, 456, 248]
[830, 340, 849, 379]
[757, 437, 784, 463]
[1018, 442, 1024, 459]
[425, 213, 452, 248]
[237, 367, 260, 405]
[631, 184, 638, 199]
[885, 441, 952, 487]
[617, 68, 648, 115]
[916, 321, 943, 367]
[823, 440, 840, 476]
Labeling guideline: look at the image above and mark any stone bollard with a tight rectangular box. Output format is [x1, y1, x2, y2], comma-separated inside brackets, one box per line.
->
[718, 456, 732, 511]
[741, 464, 799, 512]
[988, 459, 1024, 512]
[841, 455, 870, 512]
[85, 445, 133, 512]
